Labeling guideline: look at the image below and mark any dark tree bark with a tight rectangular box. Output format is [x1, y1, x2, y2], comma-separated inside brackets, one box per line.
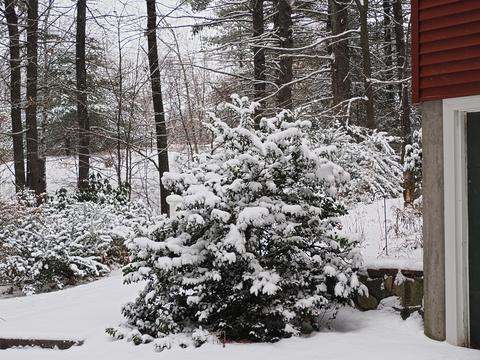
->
[382, 0, 394, 103]
[355, 0, 376, 129]
[26, 0, 46, 197]
[393, 0, 406, 100]
[275, 0, 293, 111]
[146, 0, 170, 215]
[76, 0, 90, 188]
[251, 0, 266, 124]
[329, 0, 352, 107]
[4, 0, 25, 191]
[115, 19, 123, 186]
[393, 0, 413, 205]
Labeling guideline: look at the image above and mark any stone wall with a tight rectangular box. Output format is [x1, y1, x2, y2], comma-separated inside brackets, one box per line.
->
[356, 268, 423, 319]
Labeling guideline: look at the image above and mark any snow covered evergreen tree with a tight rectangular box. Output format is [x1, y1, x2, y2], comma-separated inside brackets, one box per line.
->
[115, 96, 364, 347]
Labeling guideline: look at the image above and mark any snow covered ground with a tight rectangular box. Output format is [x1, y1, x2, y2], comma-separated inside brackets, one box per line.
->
[0, 151, 184, 209]
[0, 272, 477, 360]
[339, 198, 423, 271]
[0, 152, 423, 271]
[0, 152, 466, 359]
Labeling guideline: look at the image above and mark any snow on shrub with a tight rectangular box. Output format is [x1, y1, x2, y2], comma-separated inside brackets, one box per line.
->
[404, 129, 422, 194]
[55, 172, 131, 207]
[315, 123, 403, 204]
[0, 185, 152, 296]
[110, 96, 364, 348]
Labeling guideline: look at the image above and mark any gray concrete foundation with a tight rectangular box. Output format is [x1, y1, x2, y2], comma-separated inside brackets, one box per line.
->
[422, 100, 446, 341]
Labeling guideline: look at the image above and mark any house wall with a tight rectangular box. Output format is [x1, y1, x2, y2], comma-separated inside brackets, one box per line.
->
[412, 0, 480, 103]
[422, 100, 446, 340]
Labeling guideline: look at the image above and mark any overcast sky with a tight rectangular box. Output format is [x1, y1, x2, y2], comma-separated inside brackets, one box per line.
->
[47, 0, 206, 62]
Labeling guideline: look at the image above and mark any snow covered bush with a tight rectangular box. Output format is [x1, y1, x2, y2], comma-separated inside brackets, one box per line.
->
[0, 188, 152, 295]
[0, 191, 37, 228]
[315, 124, 403, 204]
[113, 96, 364, 346]
[55, 172, 131, 207]
[404, 129, 422, 194]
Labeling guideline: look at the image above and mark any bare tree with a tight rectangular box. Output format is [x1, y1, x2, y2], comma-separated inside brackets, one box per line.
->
[4, 0, 25, 191]
[76, 0, 90, 188]
[26, 0, 46, 197]
[38, 0, 54, 185]
[252, 0, 266, 123]
[382, 0, 394, 103]
[169, 28, 199, 154]
[114, 8, 124, 186]
[275, 0, 293, 111]
[146, 0, 170, 215]
[355, 0, 375, 129]
[329, 0, 352, 109]
[393, 0, 413, 205]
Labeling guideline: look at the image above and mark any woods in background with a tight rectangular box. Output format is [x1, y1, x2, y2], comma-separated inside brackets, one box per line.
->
[0, 0, 419, 208]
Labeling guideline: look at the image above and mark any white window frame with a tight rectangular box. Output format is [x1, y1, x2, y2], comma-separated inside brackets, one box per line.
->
[442, 95, 480, 347]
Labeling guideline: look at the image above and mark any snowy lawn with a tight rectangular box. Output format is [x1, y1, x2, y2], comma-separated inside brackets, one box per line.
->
[0, 272, 477, 360]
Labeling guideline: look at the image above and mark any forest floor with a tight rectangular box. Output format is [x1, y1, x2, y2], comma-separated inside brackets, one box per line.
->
[0, 271, 477, 360]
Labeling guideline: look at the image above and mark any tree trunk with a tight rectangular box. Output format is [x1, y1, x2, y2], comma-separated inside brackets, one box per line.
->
[356, 0, 376, 129]
[330, 0, 351, 108]
[393, 0, 406, 100]
[4, 0, 25, 191]
[26, 0, 46, 198]
[116, 19, 123, 186]
[252, 0, 266, 124]
[39, 0, 54, 194]
[146, 0, 170, 215]
[171, 30, 198, 153]
[76, 0, 90, 188]
[382, 0, 394, 103]
[393, 0, 413, 205]
[275, 0, 293, 111]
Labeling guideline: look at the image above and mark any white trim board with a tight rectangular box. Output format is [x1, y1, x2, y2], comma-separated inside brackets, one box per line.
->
[442, 95, 480, 347]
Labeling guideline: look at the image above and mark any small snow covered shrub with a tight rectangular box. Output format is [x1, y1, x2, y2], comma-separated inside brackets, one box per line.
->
[56, 172, 130, 207]
[316, 124, 403, 204]
[0, 191, 37, 228]
[116, 96, 364, 346]
[0, 188, 152, 295]
[404, 129, 422, 195]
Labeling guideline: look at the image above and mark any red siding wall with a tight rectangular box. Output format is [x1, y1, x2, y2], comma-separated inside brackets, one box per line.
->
[412, 0, 480, 103]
